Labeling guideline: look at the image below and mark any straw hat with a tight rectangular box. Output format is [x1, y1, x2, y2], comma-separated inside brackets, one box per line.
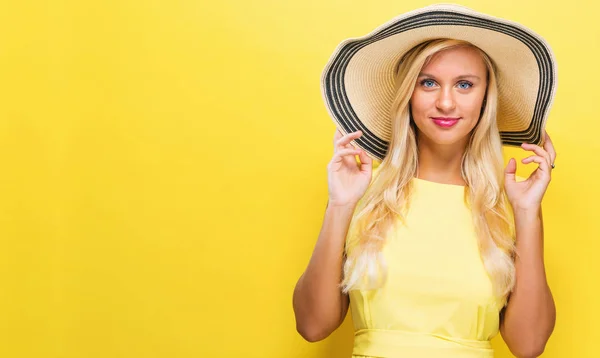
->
[321, 3, 557, 161]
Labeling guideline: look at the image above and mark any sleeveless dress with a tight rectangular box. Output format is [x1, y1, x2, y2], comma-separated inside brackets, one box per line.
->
[347, 172, 506, 358]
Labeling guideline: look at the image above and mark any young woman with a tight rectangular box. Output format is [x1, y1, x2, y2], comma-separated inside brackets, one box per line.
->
[293, 5, 557, 358]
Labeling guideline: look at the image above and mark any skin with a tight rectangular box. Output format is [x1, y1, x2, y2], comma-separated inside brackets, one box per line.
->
[410, 45, 488, 186]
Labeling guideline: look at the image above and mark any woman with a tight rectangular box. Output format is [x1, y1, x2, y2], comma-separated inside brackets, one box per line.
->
[293, 4, 557, 358]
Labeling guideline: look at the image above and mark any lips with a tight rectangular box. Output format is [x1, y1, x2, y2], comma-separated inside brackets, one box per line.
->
[432, 117, 460, 128]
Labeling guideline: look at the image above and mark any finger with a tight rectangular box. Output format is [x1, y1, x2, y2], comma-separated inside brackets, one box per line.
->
[332, 148, 362, 163]
[334, 129, 355, 150]
[504, 158, 517, 183]
[357, 149, 373, 173]
[521, 143, 551, 167]
[335, 130, 363, 151]
[521, 155, 544, 166]
[334, 129, 343, 142]
[521, 155, 551, 173]
[543, 131, 557, 164]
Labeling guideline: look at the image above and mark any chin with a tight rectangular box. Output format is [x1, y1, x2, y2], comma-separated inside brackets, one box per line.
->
[432, 138, 466, 146]
[421, 130, 471, 146]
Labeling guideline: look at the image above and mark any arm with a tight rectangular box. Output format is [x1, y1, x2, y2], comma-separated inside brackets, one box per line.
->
[500, 207, 556, 358]
[292, 201, 355, 342]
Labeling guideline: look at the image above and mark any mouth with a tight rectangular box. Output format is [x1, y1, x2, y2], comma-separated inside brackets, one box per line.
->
[431, 117, 460, 128]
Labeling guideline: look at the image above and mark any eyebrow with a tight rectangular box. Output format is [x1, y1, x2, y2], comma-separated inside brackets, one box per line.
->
[418, 73, 481, 80]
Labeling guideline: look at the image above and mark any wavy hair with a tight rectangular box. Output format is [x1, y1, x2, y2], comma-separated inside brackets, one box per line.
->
[340, 39, 516, 305]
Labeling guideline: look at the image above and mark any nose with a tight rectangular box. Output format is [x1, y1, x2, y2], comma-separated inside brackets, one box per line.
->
[435, 88, 456, 112]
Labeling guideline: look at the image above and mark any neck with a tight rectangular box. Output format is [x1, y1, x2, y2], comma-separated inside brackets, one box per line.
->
[416, 135, 468, 186]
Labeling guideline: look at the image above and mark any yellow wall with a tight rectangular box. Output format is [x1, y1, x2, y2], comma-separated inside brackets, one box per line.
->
[0, 0, 596, 357]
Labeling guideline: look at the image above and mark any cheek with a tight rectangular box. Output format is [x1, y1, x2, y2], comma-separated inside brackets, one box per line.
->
[457, 96, 485, 118]
[410, 92, 434, 116]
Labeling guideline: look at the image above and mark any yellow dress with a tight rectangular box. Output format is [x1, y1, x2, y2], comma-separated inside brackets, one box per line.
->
[348, 175, 504, 358]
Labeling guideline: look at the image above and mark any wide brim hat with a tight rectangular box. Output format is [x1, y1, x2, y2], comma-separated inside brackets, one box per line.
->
[321, 3, 557, 161]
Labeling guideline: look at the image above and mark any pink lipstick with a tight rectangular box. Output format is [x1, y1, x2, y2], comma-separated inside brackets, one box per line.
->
[432, 117, 460, 128]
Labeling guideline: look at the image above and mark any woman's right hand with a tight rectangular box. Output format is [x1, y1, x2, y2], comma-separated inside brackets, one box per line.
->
[327, 129, 373, 208]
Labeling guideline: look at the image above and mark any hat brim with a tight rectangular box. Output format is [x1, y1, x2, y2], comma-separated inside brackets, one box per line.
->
[321, 4, 557, 161]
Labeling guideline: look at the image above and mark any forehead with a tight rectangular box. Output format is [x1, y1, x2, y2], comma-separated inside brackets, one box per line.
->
[421, 46, 487, 76]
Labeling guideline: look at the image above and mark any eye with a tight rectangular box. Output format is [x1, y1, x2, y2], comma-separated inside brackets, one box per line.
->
[457, 81, 473, 90]
[420, 79, 436, 88]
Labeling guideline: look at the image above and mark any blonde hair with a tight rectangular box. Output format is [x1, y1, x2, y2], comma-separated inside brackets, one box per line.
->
[340, 39, 516, 304]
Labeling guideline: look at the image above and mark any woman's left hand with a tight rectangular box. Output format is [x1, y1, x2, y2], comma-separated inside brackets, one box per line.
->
[504, 131, 557, 211]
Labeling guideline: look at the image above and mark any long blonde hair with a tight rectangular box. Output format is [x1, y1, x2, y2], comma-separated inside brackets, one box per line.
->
[341, 39, 516, 304]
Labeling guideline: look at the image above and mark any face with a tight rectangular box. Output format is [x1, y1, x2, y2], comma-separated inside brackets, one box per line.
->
[410, 46, 488, 147]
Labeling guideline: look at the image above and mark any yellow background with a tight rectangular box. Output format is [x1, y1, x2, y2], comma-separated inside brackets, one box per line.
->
[0, 0, 596, 357]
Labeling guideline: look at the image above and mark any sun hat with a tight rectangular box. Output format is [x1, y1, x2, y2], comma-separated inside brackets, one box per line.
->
[321, 3, 557, 161]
